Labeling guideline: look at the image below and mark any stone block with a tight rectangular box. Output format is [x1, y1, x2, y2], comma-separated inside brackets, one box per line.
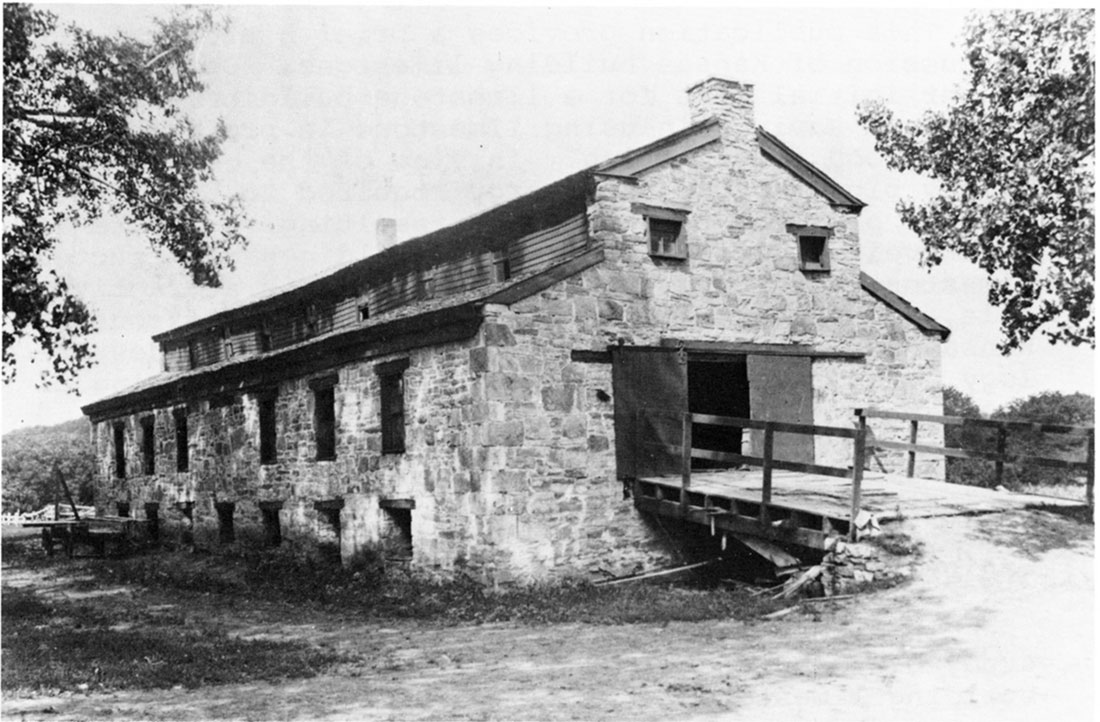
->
[485, 421, 524, 447]
[482, 323, 517, 347]
[541, 385, 575, 413]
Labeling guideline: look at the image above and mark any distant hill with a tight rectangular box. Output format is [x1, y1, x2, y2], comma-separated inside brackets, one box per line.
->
[2, 417, 95, 513]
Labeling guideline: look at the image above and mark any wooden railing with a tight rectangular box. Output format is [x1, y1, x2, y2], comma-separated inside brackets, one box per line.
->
[855, 408, 1095, 508]
[640, 411, 869, 540]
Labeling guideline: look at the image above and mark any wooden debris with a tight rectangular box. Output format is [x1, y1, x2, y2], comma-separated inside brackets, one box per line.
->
[593, 559, 718, 587]
[773, 565, 822, 599]
[762, 606, 798, 620]
[737, 536, 800, 568]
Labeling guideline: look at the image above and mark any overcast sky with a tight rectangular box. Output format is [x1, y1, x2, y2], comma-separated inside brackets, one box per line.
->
[3, 5, 1094, 432]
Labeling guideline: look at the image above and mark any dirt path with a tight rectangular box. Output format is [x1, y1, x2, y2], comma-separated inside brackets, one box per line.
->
[3, 509, 1093, 721]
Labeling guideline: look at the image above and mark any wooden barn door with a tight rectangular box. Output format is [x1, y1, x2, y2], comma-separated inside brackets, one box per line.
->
[611, 347, 687, 480]
[747, 355, 814, 464]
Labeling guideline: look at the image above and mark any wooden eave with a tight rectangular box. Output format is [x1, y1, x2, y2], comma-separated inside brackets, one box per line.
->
[593, 117, 723, 177]
[860, 272, 951, 339]
[152, 171, 592, 344]
[756, 127, 866, 211]
[83, 302, 484, 422]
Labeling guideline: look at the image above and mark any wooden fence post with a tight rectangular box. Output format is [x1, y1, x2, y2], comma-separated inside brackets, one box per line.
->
[907, 419, 919, 478]
[995, 424, 1008, 487]
[681, 412, 692, 513]
[760, 423, 774, 526]
[1088, 428, 1095, 511]
[850, 414, 867, 541]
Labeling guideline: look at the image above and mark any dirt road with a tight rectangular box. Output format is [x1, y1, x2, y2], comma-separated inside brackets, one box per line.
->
[3, 509, 1093, 721]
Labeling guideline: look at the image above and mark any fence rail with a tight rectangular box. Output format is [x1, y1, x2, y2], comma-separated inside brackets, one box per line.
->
[856, 408, 1094, 508]
[638, 411, 868, 541]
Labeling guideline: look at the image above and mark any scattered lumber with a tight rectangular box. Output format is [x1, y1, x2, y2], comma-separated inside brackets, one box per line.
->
[773, 565, 822, 600]
[593, 559, 718, 587]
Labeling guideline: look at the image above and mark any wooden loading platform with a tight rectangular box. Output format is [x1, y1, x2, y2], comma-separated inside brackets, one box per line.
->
[634, 469, 1083, 550]
[629, 408, 1092, 551]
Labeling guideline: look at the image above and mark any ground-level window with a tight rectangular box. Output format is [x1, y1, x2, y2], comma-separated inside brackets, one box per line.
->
[174, 410, 188, 472]
[144, 502, 160, 542]
[259, 501, 283, 547]
[380, 498, 414, 560]
[116, 501, 131, 518]
[258, 392, 277, 464]
[113, 423, 126, 479]
[215, 501, 235, 544]
[141, 416, 155, 475]
[376, 359, 409, 454]
[310, 375, 338, 461]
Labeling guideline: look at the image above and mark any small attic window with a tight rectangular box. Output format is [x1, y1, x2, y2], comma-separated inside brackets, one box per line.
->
[632, 203, 690, 260]
[359, 303, 370, 322]
[787, 224, 833, 273]
[493, 252, 512, 282]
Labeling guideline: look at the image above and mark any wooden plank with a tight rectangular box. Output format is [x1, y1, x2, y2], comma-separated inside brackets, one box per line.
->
[484, 247, 604, 306]
[661, 338, 865, 359]
[691, 413, 857, 439]
[850, 415, 867, 541]
[860, 408, 1093, 435]
[599, 120, 722, 176]
[681, 412, 692, 511]
[907, 419, 918, 478]
[761, 424, 774, 525]
[995, 425, 1007, 486]
[1088, 429, 1095, 509]
[570, 349, 612, 363]
[875, 439, 1090, 470]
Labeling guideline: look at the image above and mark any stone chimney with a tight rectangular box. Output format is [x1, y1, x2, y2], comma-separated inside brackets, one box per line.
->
[375, 218, 397, 250]
[686, 77, 755, 144]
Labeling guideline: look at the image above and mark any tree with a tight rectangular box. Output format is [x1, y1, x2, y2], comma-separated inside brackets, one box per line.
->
[1, 417, 96, 513]
[942, 385, 997, 488]
[992, 391, 1093, 488]
[858, 10, 1094, 353]
[3, 4, 247, 387]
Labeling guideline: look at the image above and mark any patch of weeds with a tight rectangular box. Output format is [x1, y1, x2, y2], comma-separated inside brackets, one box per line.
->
[1, 586, 346, 694]
[866, 531, 921, 557]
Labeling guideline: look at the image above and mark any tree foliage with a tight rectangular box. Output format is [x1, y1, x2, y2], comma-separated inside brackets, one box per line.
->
[1, 417, 95, 512]
[859, 10, 1094, 353]
[941, 386, 1093, 489]
[3, 4, 247, 387]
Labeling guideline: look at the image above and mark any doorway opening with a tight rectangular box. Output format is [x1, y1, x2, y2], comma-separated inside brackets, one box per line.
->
[688, 357, 750, 469]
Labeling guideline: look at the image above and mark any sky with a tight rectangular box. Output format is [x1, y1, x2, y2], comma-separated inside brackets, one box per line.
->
[2, 5, 1095, 432]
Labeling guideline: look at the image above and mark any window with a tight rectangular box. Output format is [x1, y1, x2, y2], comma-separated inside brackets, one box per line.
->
[113, 423, 126, 479]
[632, 203, 690, 260]
[310, 375, 338, 461]
[260, 501, 283, 547]
[175, 410, 189, 472]
[787, 224, 832, 273]
[116, 501, 131, 518]
[493, 252, 512, 282]
[259, 394, 277, 465]
[144, 503, 160, 542]
[141, 416, 155, 475]
[359, 303, 370, 322]
[376, 359, 409, 454]
[215, 502, 235, 544]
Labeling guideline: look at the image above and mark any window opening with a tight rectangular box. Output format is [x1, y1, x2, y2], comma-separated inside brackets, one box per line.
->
[376, 359, 409, 454]
[314, 385, 336, 460]
[113, 423, 126, 479]
[140, 416, 155, 475]
[144, 503, 160, 542]
[215, 501, 235, 544]
[116, 501, 131, 518]
[259, 395, 277, 464]
[382, 508, 413, 560]
[787, 224, 832, 273]
[175, 411, 188, 472]
[359, 303, 370, 322]
[648, 217, 686, 259]
[493, 253, 512, 282]
[260, 501, 283, 547]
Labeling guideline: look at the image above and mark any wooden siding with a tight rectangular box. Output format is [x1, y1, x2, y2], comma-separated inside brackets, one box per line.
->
[158, 212, 590, 368]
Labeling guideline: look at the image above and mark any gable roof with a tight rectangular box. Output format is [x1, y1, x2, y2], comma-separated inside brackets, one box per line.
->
[860, 272, 951, 339]
[155, 118, 864, 344]
[757, 128, 866, 211]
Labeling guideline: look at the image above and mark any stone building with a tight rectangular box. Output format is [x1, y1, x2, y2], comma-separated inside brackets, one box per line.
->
[83, 78, 949, 582]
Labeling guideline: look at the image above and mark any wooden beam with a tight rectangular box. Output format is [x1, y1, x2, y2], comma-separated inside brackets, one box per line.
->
[571, 349, 612, 363]
[859, 408, 1093, 436]
[875, 439, 1090, 470]
[660, 338, 865, 359]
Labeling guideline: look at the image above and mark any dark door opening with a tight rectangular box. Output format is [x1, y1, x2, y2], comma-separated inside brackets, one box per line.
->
[688, 357, 750, 468]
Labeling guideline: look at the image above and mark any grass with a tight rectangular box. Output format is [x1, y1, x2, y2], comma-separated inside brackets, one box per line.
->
[1, 585, 346, 695]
